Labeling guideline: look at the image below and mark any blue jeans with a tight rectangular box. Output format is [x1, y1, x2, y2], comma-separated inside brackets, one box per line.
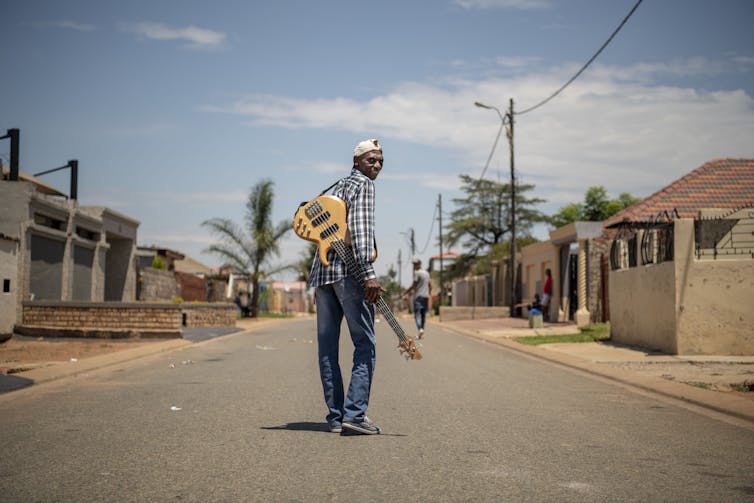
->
[414, 296, 429, 330]
[316, 277, 376, 425]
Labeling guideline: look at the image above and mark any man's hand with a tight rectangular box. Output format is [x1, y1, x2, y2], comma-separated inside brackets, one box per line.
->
[364, 278, 385, 304]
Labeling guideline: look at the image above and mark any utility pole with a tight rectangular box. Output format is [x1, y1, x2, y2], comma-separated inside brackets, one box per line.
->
[438, 194, 444, 307]
[507, 98, 516, 317]
[474, 100, 516, 316]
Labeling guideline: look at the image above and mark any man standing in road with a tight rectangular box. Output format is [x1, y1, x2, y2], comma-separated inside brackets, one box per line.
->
[404, 258, 431, 339]
[309, 139, 385, 435]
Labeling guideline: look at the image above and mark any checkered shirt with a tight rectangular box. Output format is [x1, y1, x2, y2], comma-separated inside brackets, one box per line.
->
[308, 169, 377, 288]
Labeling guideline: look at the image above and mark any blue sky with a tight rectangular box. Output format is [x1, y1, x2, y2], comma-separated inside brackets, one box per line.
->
[2, 0, 753, 286]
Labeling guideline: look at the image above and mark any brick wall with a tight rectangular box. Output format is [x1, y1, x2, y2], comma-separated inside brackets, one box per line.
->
[19, 301, 182, 338]
[587, 237, 610, 323]
[17, 301, 238, 338]
[181, 303, 237, 327]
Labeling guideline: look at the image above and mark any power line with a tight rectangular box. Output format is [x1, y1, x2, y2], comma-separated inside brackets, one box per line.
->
[416, 201, 439, 255]
[516, 0, 644, 116]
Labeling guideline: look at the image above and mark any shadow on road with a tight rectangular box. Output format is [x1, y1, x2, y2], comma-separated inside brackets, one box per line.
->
[261, 421, 331, 433]
[0, 374, 34, 393]
[260, 421, 408, 437]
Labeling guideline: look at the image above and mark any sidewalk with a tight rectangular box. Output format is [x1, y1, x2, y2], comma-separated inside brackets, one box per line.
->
[437, 316, 754, 424]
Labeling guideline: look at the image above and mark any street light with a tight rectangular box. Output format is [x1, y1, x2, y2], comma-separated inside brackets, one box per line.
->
[475, 99, 516, 317]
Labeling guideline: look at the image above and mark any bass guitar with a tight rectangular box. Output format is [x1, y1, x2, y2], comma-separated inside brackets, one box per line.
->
[293, 195, 422, 360]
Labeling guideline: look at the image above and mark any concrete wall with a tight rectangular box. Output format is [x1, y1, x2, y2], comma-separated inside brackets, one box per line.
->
[520, 240, 556, 319]
[0, 238, 19, 338]
[609, 218, 754, 355]
[439, 305, 509, 321]
[609, 260, 677, 353]
[138, 267, 180, 301]
[674, 217, 754, 354]
[452, 275, 490, 307]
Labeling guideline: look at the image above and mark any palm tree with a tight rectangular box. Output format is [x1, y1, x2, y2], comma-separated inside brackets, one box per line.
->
[202, 179, 290, 317]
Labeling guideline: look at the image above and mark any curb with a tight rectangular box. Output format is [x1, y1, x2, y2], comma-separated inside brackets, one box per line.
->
[440, 323, 754, 425]
[0, 339, 192, 398]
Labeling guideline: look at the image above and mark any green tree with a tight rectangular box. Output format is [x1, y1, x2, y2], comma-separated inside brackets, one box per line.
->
[202, 179, 290, 318]
[551, 186, 640, 227]
[549, 202, 583, 229]
[445, 174, 548, 260]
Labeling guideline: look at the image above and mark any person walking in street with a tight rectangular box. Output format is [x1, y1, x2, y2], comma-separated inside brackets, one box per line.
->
[404, 258, 431, 339]
[308, 139, 385, 436]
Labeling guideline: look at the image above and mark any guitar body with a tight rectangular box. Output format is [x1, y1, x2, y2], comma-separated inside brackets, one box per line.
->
[293, 195, 348, 267]
[293, 195, 422, 360]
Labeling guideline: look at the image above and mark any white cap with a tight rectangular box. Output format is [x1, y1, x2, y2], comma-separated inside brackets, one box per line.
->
[354, 138, 381, 157]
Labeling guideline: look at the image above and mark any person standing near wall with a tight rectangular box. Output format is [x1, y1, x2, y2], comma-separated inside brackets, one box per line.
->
[542, 268, 552, 321]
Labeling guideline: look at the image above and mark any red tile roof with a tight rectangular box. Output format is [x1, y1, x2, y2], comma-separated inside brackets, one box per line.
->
[603, 158, 754, 227]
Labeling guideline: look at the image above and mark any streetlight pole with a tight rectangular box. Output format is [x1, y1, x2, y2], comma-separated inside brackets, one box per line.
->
[474, 99, 516, 317]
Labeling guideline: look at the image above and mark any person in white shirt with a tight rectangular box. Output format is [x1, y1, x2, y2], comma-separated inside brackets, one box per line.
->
[404, 258, 431, 339]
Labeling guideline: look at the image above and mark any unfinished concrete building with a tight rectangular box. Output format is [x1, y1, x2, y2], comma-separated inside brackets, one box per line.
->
[1, 162, 139, 338]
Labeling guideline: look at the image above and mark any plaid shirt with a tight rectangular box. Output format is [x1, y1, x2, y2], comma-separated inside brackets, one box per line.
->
[309, 168, 377, 288]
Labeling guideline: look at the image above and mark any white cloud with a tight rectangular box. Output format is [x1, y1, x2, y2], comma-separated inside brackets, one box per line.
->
[453, 0, 552, 9]
[120, 21, 226, 49]
[204, 56, 754, 205]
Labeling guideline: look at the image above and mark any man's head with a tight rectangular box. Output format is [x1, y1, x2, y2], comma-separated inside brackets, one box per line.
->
[353, 139, 383, 180]
[412, 258, 421, 270]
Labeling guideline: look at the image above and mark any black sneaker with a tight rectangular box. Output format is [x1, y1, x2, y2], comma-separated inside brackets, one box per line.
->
[329, 422, 342, 433]
[342, 417, 381, 435]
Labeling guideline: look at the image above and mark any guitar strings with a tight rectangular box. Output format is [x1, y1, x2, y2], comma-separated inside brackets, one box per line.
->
[301, 200, 419, 358]
[324, 233, 411, 345]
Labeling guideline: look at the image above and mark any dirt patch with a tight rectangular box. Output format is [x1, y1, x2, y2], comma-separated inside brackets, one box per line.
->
[0, 337, 154, 374]
[606, 361, 754, 400]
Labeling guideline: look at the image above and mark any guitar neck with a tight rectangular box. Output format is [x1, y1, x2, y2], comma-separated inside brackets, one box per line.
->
[330, 240, 408, 343]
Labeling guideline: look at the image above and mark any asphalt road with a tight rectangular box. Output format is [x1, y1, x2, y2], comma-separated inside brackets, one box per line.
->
[1, 318, 753, 502]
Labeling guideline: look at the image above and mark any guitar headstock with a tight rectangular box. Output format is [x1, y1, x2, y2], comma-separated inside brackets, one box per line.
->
[398, 336, 423, 361]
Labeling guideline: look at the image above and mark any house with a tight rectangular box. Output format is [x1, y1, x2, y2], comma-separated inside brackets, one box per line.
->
[1, 165, 140, 338]
[518, 158, 754, 351]
[520, 222, 605, 325]
[605, 158, 754, 355]
[1, 129, 236, 339]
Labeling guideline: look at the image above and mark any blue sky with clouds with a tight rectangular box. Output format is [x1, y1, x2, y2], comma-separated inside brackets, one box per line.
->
[2, 0, 753, 285]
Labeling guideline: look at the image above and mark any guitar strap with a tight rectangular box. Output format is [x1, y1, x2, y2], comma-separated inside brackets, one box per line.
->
[297, 179, 340, 208]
